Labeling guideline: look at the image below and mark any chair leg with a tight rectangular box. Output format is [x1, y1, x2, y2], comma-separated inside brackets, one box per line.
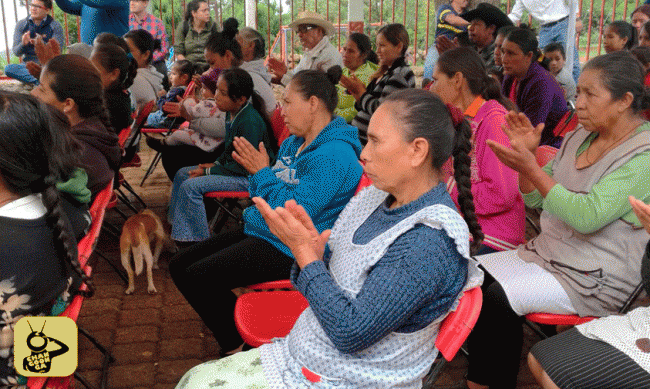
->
[95, 250, 128, 284]
[140, 151, 163, 186]
[116, 189, 140, 214]
[78, 327, 115, 389]
[422, 357, 447, 388]
[120, 180, 147, 209]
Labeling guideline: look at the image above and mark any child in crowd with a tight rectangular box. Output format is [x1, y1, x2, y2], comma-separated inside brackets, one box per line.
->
[167, 68, 276, 243]
[146, 67, 225, 153]
[146, 59, 195, 127]
[603, 20, 637, 53]
[544, 43, 576, 105]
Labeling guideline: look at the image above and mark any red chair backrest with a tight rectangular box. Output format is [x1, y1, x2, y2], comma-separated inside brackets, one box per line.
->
[271, 105, 291, 147]
[121, 101, 156, 148]
[435, 287, 482, 361]
[77, 180, 113, 267]
[184, 81, 196, 98]
[355, 173, 372, 195]
[552, 109, 578, 138]
[535, 145, 559, 168]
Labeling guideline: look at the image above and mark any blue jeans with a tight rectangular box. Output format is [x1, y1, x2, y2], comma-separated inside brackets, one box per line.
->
[4, 63, 39, 84]
[423, 44, 439, 81]
[539, 17, 580, 83]
[168, 165, 250, 242]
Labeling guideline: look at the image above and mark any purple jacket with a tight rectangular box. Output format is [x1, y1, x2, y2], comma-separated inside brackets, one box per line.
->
[503, 61, 567, 147]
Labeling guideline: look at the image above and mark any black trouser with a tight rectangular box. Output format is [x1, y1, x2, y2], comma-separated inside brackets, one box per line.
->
[168, 227, 294, 352]
[467, 271, 523, 389]
[161, 144, 223, 181]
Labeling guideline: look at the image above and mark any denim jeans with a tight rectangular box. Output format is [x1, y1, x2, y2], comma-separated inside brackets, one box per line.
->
[168, 165, 250, 242]
[539, 17, 580, 83]
[423, 44, 439, 82]
[4, 63, 39, 84]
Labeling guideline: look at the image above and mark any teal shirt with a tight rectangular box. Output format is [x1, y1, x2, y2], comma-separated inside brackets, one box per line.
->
[523, 123, 650, 233]
[206, 102, 272, 177]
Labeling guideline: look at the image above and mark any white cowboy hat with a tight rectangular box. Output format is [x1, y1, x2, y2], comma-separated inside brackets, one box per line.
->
[288, 11, 336, 36]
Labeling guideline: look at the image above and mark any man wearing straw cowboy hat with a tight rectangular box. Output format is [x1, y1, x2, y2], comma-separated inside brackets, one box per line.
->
[267, 11, 343, 86]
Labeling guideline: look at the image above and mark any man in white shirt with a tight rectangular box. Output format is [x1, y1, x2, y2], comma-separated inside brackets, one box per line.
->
[267, 11, 343, 86]
[508, 0, 581, 82]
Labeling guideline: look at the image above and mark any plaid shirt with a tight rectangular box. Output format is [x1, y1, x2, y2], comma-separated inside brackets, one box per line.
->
[129, 13, 169, 63]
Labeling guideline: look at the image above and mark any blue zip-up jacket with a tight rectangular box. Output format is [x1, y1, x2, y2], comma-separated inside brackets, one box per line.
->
[54, 0, 129, 45]
[12, 15, 65, 63]
[243, 116, 363, 258]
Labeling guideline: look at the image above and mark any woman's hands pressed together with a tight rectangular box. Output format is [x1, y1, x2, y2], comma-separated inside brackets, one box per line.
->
[232, 136, 270, 174]
[253, 197, 330, 269]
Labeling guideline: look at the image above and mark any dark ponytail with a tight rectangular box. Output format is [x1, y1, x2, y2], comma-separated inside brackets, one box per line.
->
[91, 43, 137, 90]
[123, 29, 161, 66]
[46, 55, 117, 138]
[383, 89, 484, 253]
[291, 66, 343, 113]
[437, 47, 515, 110]
[220, 68, 278, 151]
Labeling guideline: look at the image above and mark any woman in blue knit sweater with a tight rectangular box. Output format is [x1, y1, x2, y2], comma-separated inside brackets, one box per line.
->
[175, 89, 484, 388]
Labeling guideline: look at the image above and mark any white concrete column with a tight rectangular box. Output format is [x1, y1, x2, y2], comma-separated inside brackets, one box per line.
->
[245, 0, 257, 29]
[348, 0, 364, 33]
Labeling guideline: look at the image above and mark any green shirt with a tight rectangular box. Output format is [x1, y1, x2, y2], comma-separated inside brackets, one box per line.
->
[523, 123, 650, 233]
[174, 20, 217, 66]
[206, 102, 273, 177]
[335, 61, 379, 123]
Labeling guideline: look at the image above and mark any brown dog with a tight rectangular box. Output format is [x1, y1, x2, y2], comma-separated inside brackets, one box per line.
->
[120, 209, 173, 294]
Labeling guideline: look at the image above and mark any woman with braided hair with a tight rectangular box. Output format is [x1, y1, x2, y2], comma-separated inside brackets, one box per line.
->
[174, 88, 484, 388]
[0, 92, 94, 386]
[31, 54, 121, 201]
[430, 47, 525, 254]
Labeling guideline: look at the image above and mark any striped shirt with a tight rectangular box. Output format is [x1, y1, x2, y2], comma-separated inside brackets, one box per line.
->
[352, 56, 416, 144]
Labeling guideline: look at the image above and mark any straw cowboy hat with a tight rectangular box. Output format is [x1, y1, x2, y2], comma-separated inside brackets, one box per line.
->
[288, 11, 336, 36]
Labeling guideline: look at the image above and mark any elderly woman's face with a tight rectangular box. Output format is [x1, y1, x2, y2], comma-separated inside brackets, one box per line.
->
[360, 103, 415, 193]
[575, 68, 624, 132]
[280, 81, 313, 137]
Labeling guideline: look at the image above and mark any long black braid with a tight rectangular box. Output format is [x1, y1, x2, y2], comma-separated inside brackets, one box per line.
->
[0, 92, 95, 296]
[451, 116, 485, 254]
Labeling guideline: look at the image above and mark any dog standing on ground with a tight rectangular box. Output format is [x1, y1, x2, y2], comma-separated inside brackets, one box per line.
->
[120, 209, 174, 294]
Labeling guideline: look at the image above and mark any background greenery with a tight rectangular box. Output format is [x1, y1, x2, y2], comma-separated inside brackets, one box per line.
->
[1, 0, 645, 69]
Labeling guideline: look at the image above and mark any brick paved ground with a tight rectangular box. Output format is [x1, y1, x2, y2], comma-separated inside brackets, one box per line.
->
[73, 145, 543, 389]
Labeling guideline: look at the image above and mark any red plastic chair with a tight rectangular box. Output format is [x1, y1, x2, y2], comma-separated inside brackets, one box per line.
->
[233, 175, 373, 344]
[234, 281, 308, 347]
[423, 287, 483, 387]
[27, 182, 117, 389]
[552, 109, 579, 138]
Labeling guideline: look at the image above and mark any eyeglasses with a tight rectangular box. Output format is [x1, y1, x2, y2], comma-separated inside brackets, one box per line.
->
[296, 24, 318, 34]
[28, 2, 48, 10]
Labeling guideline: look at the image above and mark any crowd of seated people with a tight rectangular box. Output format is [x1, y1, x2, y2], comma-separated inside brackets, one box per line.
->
[3, 4, 650, 388]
